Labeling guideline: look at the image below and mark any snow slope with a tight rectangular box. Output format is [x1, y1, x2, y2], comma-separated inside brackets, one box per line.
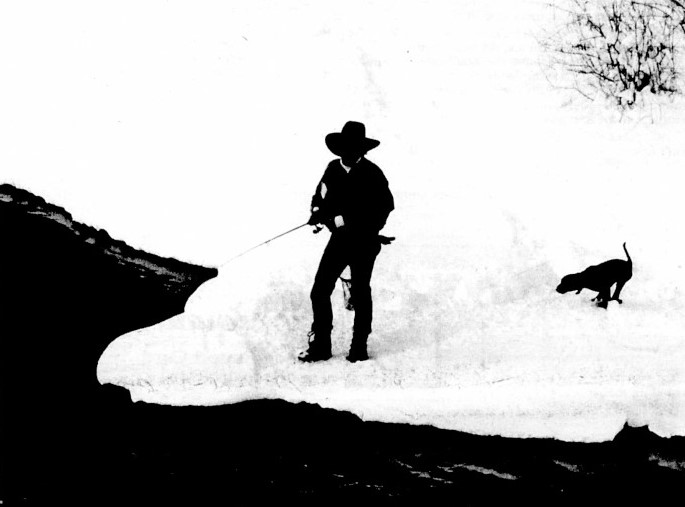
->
[99, 156, 685, 441]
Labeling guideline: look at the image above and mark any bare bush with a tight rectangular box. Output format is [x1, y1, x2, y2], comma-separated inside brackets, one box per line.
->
[541, 0, 685, 108]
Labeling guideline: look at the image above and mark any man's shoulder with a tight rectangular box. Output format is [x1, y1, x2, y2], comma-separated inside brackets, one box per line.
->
[360, 158, 387, 181]
[360, 157, 380, 170]
[323, 159, 343, 175]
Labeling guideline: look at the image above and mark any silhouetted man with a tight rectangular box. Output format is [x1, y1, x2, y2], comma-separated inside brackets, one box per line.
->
[299, 121, 394, 363]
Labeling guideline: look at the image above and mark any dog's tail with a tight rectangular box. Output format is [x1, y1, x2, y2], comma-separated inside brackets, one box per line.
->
[623, 242, 632, 265]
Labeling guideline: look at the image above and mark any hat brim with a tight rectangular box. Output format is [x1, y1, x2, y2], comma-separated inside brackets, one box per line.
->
[325, 133, 380, 156]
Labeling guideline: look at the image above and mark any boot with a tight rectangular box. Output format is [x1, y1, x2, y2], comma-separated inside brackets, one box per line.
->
[298, 330, 332, 363]
[346, 333, 369, 363]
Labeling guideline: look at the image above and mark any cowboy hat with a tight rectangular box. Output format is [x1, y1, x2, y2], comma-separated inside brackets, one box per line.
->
[325, 121, 380, 156]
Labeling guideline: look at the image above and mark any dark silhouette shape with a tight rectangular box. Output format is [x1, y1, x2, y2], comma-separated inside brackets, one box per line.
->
[300, 121, 394, 363]
[0, 184, 217, 505]
[556, 243, 633, 308]
[340, 275, 354, 310]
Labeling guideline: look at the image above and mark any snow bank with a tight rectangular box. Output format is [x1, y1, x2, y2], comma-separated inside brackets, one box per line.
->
[99, 168, 685, 441]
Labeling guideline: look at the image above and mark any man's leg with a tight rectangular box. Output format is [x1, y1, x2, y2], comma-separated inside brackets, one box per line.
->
[347, 239, 381, 362]
[300, 234, 348, 362]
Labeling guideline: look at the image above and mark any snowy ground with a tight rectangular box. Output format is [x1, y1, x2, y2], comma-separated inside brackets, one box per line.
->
[3, 0, 685, 442]
[99, 173, 685, 442]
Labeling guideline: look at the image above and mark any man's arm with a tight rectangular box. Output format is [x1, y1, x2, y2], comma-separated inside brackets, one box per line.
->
[309, 166, 335, 229]
[308, 182, 326, 227]
[310, 179, 326, 212]
[372, 171, 394, 232]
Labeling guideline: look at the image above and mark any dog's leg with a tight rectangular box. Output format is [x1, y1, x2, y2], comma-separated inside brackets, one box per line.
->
[595, 288, 610, 309]
[612, 280, 627, 304]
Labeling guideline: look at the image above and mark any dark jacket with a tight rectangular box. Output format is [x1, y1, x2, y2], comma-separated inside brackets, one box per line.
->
[311, 158, 394, 237]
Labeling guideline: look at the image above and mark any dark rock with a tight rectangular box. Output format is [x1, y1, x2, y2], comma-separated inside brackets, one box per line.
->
[0, 184, 216, 505]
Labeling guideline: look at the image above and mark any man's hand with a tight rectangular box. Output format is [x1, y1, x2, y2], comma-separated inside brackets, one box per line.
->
[308, 207, 322, 226]
[308, 208, 344, 231]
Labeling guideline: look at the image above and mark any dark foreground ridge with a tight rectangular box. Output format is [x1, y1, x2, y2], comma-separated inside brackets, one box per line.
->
[1, 184, 684, 506]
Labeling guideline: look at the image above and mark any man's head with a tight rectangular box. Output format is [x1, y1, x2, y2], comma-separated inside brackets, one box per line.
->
[325, 121, 379, 166]
[338, 148, 366, 168]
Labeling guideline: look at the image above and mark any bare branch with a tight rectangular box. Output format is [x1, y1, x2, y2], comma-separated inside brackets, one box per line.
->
[539, 0, 684, 109]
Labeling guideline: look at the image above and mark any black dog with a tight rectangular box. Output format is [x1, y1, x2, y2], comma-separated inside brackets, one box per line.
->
[556, 243, 632, 308]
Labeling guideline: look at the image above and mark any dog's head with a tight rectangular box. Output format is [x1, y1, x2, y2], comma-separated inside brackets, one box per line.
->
[556, 274, 581, 294]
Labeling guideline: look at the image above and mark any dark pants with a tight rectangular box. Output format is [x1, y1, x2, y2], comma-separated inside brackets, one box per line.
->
[310, 230, 381, 339]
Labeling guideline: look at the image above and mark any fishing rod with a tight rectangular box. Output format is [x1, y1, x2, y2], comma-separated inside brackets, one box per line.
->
[219, 222, 311, 267]
[218, 220, 395, 268]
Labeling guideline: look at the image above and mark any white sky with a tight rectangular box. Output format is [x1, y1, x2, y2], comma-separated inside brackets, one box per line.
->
[2, 0, 577, 266]
[3, 0, 682, 269]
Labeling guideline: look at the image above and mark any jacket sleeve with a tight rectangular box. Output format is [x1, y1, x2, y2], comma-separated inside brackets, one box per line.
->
[372, 172, 394, 232]
[310, 166, 334, 226]
[310, 179, 324, 212]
